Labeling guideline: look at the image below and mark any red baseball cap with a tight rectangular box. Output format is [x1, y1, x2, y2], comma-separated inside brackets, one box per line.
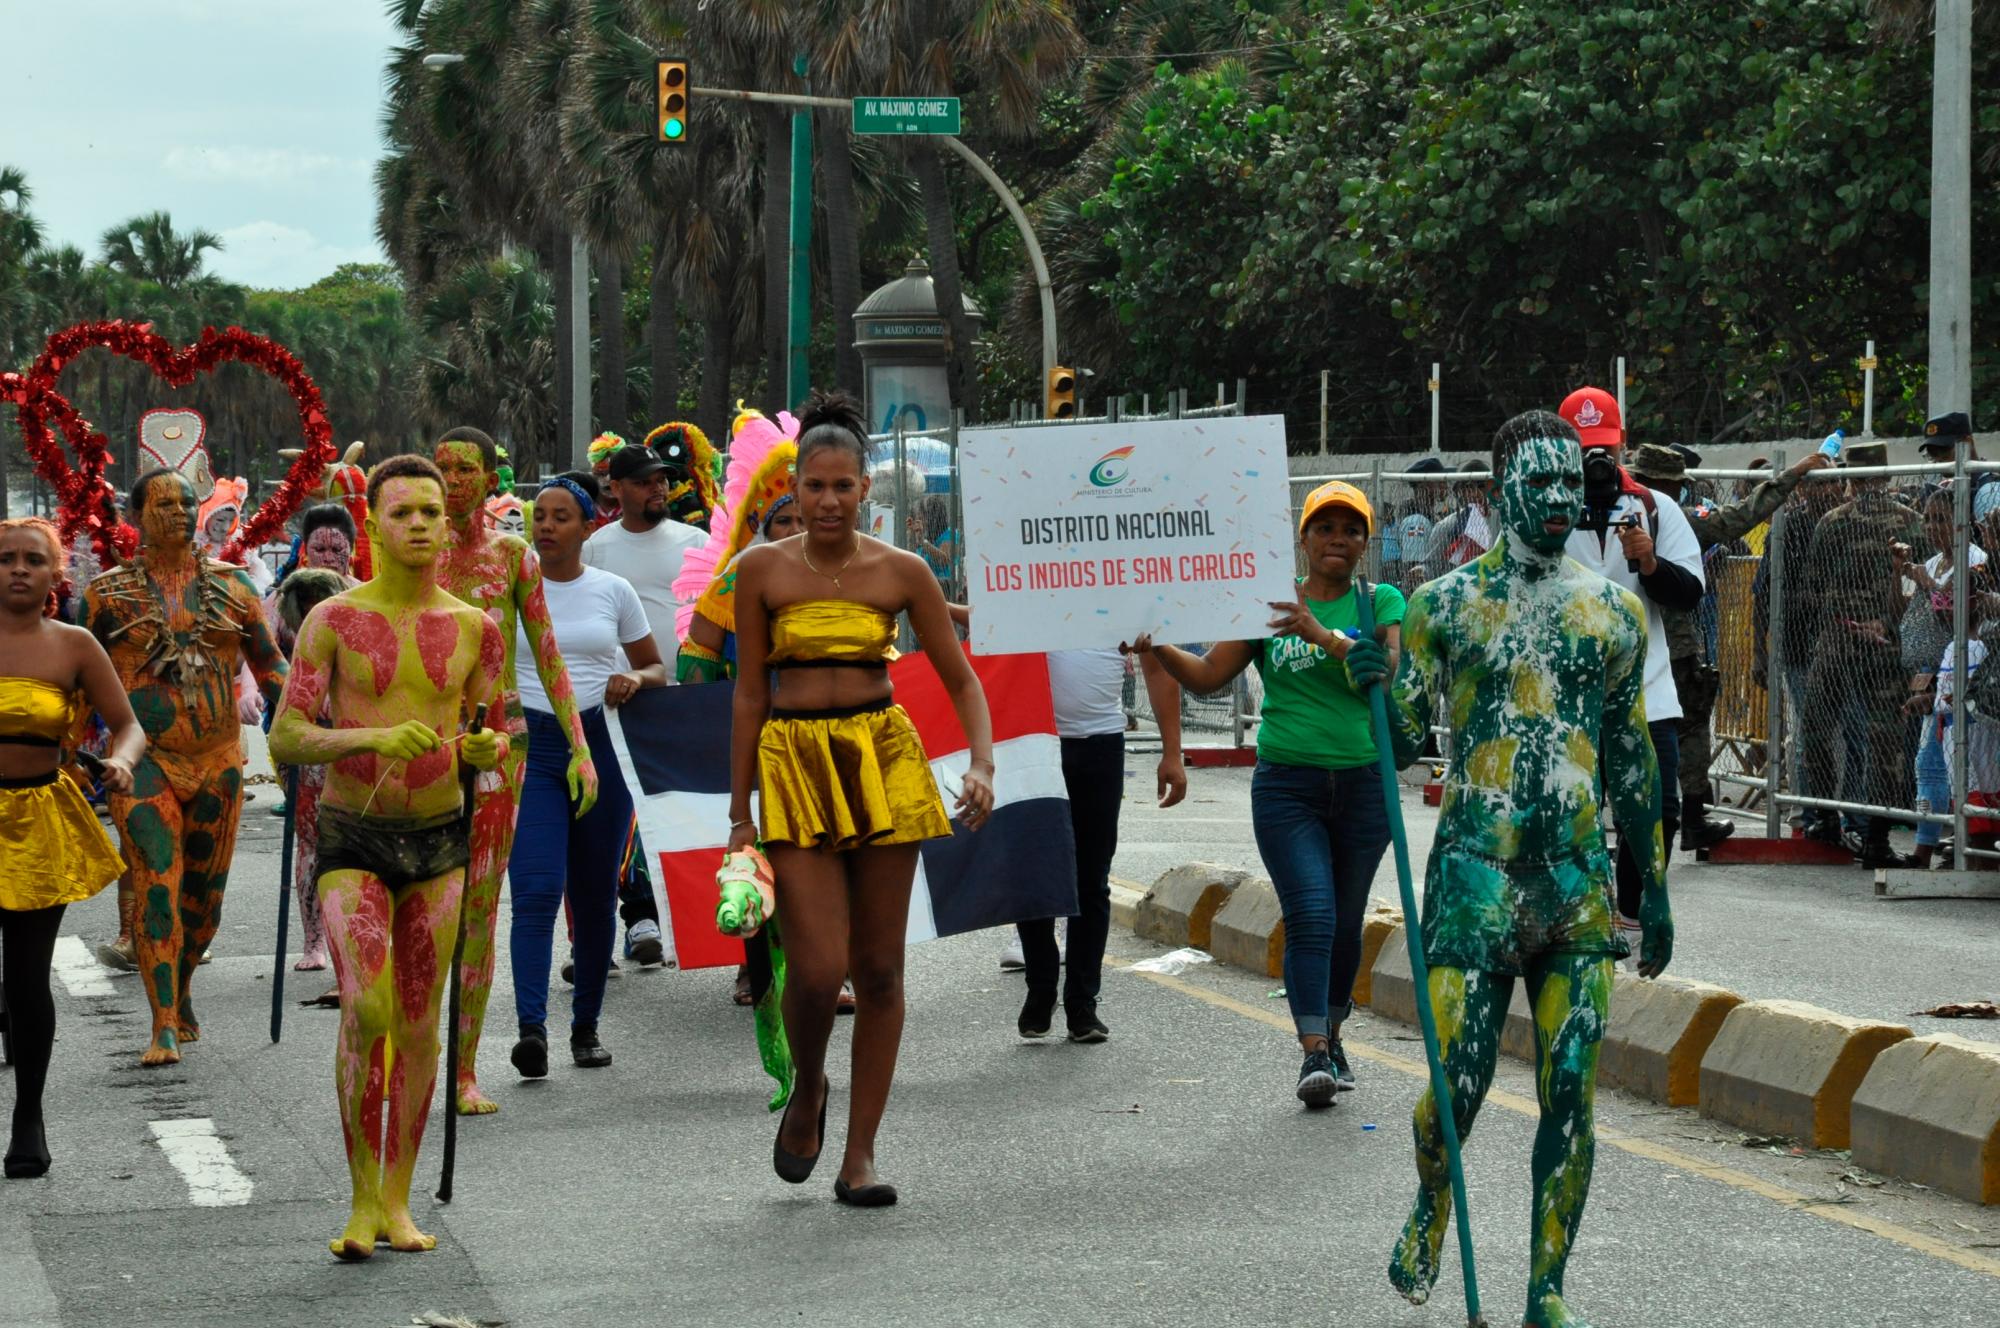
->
[1559, 386, 1623, 449]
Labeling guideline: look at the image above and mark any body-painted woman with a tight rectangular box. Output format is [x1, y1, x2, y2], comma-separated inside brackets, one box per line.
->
[267, 455, 505, 1259]
[84, 469, 289, 1066]
[432, 427, 597, 1115]
[1349, 411, 1673, 1328]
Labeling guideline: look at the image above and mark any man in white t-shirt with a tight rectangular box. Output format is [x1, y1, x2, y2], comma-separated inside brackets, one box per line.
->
[580, 443, 706, 964]
[582, 444, 709, 649]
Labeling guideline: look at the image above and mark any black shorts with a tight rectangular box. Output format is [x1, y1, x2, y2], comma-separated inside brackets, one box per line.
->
[316, 804, 469, 892]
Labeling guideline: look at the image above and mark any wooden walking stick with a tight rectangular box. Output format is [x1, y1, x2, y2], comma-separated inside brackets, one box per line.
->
[270, 765, 299, 1042]
[436, 703, 486, 1205]
[1354, 578, 1487, 1328]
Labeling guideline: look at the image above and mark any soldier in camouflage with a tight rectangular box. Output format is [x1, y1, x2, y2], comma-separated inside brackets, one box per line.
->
[1793, 440, 1923, 867]
[1628, 444, 1834, 852]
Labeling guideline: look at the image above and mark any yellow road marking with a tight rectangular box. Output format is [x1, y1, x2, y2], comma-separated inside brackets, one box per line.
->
[1115, 960, 2000, 1282]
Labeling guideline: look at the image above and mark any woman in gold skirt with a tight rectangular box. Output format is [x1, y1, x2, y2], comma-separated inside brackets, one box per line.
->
[728, 389, 994, 1207]
[0, 518, 146, 1178]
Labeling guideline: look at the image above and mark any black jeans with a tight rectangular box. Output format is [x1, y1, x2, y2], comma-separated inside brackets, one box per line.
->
[1615, 719, 1681, 919]
[1018, 733, 1124, 1013]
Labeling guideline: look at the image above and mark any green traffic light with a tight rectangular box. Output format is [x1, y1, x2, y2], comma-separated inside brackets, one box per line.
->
[664, 118, 685, 140]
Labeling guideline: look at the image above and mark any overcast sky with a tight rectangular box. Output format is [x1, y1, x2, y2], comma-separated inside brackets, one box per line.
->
[2, 1, 404, 290]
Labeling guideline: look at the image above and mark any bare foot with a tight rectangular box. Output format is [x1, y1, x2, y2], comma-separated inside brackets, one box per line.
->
[140, 1030, 181, 1067]
[455, 1079, 500, 1116]
[294, 953, 328, 972]
[330, 1208, 378, 1261]
[379, 1211, 437, 1253]
[176, 1000, 200, 1042]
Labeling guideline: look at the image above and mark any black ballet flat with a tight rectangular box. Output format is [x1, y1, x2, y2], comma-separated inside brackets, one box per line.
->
[774, 1076, 828, 1184]
[833, 1177, 898, 1208]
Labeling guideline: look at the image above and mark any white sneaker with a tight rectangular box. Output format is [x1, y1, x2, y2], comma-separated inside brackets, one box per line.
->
[999, 920, 1068, 972]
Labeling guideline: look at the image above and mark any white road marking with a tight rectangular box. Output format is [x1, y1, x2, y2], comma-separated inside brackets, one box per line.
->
[148, 1119, 254, 1207]
[52, 936, 115, 997]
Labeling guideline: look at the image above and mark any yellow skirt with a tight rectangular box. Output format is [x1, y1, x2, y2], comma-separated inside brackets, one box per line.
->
[0, 770, 125, 912]
[757, 700, 952, 852]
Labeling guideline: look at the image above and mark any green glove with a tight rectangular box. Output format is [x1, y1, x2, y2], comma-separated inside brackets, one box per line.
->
[1345, 638, 1393, 690]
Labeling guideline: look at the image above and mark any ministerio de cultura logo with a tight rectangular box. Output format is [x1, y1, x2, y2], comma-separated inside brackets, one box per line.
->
[1088, 445, 1136, 488]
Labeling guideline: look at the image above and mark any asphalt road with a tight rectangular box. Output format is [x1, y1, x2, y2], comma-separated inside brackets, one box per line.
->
[4, 755, 1999, 1328]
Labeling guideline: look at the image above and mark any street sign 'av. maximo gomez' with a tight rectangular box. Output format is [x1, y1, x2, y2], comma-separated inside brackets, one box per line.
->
[852, 96, 961, 136]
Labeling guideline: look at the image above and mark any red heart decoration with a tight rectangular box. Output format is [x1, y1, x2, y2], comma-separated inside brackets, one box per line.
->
[12, 320, 337, 566]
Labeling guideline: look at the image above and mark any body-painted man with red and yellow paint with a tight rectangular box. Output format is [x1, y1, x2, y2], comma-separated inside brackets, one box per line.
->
[431, 427, 598, 1115]
[84, 468, 288, 1066]
[268, 454, 506, 1259]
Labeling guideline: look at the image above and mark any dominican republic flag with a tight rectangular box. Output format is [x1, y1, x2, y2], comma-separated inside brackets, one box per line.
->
[609, 652, 1078, 969]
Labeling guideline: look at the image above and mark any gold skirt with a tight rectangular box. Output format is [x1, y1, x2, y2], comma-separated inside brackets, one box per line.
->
[757, 700, 951, 851]
[0, 770, 125, 912]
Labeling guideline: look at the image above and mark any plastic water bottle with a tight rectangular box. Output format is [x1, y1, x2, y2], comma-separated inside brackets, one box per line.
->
[1820, 428, 1845, 460]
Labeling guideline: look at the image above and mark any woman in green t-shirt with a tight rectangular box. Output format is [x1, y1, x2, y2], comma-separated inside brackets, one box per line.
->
[1130, 481, 1402, 1109]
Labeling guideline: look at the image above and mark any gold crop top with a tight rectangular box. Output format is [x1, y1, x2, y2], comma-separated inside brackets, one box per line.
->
[0, 677, 76, 748]
[767, 600, 897, 670]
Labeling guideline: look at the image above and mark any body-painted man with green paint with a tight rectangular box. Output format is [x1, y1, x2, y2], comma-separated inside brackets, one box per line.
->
[85, 468, 288, 1067]
[432, 426, 598, 1115]
[1349, 410, 1673, 1328]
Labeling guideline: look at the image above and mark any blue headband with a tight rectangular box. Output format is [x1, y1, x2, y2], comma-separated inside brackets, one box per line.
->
[542, 476, 596, 519]
[760, 493, 796, 535]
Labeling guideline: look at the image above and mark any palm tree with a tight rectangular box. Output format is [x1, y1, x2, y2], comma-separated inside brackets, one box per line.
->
[861, 1, 1083, 417]
[98, 211, 224, 291]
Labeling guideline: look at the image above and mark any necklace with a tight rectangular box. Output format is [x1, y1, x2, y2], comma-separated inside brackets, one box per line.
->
[802, 537, 862, 590]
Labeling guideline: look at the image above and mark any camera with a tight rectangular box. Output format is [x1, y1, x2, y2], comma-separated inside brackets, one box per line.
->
[1576, 449, 1625, 534]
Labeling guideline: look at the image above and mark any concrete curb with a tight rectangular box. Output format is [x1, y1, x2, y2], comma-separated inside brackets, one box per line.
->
[1120, 864, 1994, 1202]
[1601, 974, 1744, 1108]
[1209, 878, 1285, 978]
[1129, 863, 1246, 952]
[1698, 999, 1913, 1149]
[1851, 1034, 2000, 1205]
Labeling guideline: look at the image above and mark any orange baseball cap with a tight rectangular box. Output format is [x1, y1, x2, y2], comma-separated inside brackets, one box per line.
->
[1559, 386, 1623, 449]
[1299, 479, 1375, 536]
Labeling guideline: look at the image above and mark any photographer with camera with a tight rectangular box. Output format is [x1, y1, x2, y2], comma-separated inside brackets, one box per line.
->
[1558, 388, 1704, 955]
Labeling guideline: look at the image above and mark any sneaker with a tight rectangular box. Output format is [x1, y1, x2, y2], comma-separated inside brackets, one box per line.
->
[999, 934, 1026, 972]
[1018, 989, 1056, 1039]
[511, 1024, 549, 1079]
[561, 954, 621, 985]
[1328, 1040, 1357, 1092]
[625, 919, 666, 967]
[1297, 1049, 1336, 1109]
[1065, 1009, 1109, 1044]
[570, 1028, 612, 1068]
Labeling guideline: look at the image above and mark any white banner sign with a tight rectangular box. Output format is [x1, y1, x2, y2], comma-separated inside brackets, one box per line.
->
[960, 416, 1295, 655]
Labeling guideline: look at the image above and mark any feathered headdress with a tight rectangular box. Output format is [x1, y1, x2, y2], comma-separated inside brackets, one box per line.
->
[643, 420, 721, 524]
[671, 403, 800, 640]
[588, 432, 628, 474]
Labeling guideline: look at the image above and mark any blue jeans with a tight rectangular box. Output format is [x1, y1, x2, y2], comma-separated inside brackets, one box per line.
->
[1914, 720, 1950, 847]
[1251, 761, 1391, 1040]
[508, 707, 634, 1032]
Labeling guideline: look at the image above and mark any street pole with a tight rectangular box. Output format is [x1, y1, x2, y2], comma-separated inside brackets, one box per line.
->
[696, 84, 1061, 404]
[570, 233, 591, 470]
[1930, 0, 1973, 421]
[1429, 362, 1441, 453]
[786, 56, 813, 410]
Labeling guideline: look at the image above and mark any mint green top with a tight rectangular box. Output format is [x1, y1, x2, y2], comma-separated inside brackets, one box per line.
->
[1254, 582, 1406, 770]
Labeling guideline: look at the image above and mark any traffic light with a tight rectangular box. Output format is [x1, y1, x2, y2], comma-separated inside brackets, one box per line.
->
[1046, 365, 1077, 420]
[657, 59, 689, 143]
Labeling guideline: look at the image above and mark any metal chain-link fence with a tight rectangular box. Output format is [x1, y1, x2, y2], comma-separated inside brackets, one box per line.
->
[1292, 454, 1996, 867]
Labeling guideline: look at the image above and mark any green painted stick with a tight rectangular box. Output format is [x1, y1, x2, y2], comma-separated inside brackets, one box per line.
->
[1353, 578, 1486, 1328]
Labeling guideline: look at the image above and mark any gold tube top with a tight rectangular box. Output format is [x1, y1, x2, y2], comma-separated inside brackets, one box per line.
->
[767, 599, 897, 668]
[0, 677, 75, 748]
